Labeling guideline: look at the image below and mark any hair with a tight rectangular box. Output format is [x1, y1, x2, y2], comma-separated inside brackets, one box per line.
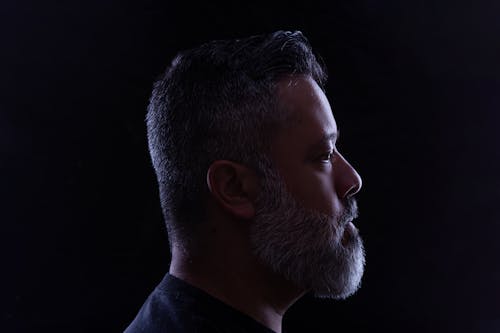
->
[146, 30, 327, 250]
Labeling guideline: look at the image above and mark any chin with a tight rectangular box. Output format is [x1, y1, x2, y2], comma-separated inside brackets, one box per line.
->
[252, 214, 366, 300]
[311, 226, 366, 299]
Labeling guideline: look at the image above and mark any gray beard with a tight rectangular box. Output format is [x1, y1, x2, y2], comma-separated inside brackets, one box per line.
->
[249, 166, 365, 299]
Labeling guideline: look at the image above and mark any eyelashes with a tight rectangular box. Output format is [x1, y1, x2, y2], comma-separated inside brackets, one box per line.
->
[318, 149, 337, 163]
[318, 151, 334, 162]
[314, 141, 339, 165]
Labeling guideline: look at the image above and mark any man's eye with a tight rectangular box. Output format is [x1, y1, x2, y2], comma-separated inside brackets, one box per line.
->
[319, 151, 334, 163]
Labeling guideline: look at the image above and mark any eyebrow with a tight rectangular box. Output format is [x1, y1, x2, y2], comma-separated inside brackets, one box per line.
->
[309, 130, 339, 151]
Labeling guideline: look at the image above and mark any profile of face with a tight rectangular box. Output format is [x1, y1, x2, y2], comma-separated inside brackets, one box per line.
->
[249, 76, 365, 299]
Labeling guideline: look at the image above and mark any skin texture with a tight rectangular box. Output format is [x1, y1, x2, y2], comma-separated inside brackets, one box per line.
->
[169, 75, 363, 333]
[270, 75, 362, 216]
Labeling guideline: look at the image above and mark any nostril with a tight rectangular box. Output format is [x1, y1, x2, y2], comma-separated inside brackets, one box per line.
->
[344, 184, 357, 199]
[344, 179, 361, 198]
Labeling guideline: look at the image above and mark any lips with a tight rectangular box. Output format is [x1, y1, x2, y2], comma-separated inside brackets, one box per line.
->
[341, 222, 356, 246]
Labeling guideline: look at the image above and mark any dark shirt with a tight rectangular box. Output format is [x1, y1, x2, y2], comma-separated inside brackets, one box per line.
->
[125, 273, 277, 333]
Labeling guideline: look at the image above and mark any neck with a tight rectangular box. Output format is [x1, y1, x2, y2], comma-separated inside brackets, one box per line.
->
[169, 242, 305, 333]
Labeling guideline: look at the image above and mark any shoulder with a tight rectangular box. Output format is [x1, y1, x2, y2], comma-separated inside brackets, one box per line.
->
[124, 274, 274, 333]
[124, 274, 225, 333]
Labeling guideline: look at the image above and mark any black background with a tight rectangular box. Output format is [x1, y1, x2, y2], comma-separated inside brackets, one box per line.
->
[2, 0, 500, 332]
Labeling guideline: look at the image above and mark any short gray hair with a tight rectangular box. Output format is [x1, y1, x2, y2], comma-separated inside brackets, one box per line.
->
[146, 30, 327, 248]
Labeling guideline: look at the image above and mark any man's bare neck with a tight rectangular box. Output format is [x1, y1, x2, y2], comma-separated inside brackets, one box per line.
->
[169, 247, 305, 333]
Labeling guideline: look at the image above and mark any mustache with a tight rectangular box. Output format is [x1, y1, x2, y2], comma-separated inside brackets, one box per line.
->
[339, 197, 359, 226]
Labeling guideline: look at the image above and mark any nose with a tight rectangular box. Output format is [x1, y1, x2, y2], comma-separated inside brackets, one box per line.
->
[335, 153, 362, 198]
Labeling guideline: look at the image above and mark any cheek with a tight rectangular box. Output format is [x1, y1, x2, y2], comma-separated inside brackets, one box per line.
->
[310, 178, 341, 215]
[285, 167, 341, 215]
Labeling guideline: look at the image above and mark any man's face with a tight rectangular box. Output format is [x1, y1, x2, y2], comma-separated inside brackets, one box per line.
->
[250, 75, 365, 299]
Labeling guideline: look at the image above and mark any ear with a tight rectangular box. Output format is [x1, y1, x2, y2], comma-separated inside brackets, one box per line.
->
[206, 160, 259, 220]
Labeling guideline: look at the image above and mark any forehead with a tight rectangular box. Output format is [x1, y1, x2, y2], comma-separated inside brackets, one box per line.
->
[273, 75, 337, 146]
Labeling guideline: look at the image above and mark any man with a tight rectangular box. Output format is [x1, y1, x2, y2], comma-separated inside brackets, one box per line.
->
[126, 30, 364, 333]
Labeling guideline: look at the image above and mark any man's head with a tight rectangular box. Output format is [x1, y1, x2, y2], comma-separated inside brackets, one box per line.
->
[147, 31, 364, 298]
[147, 31, 326, 246]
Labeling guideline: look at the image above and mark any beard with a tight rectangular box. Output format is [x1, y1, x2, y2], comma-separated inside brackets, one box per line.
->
[249, 165, 365, 299]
